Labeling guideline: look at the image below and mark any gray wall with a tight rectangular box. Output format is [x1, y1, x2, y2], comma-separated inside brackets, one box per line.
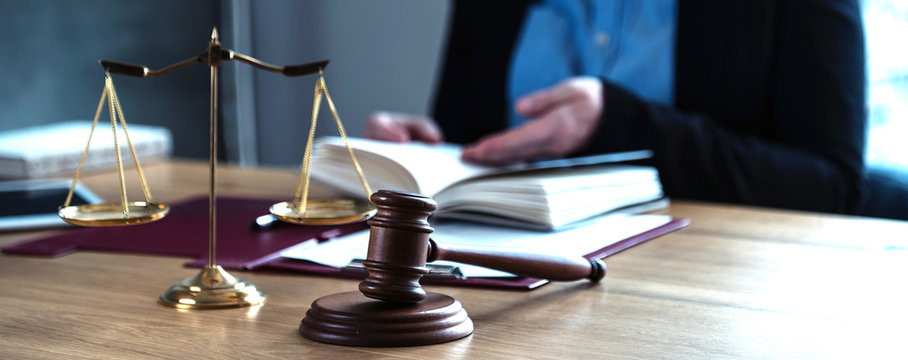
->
[249, 0, 450, 166]
[0, 0, 219, 159]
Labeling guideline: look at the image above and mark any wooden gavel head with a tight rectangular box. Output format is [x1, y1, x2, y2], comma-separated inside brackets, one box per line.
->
[358, 190, 436, 303]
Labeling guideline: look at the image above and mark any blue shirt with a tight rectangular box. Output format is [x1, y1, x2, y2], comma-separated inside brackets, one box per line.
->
[508, 0, 678, 126]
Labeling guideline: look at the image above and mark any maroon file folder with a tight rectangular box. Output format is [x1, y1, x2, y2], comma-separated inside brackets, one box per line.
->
[2, 196, 689, 290]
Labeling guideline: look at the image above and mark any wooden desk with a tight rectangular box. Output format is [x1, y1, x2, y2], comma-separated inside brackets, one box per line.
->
[2, 161, 907, 359]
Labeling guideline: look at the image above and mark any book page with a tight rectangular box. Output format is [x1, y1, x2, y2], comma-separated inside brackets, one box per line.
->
[433, 165, 664, 228]
[310, 137, 653, 197]
[311, 137, 496, 196]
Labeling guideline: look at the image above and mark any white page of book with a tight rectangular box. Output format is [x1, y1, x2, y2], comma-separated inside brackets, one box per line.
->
[281, 213, 672, 278]
[313, 136, 496, 196]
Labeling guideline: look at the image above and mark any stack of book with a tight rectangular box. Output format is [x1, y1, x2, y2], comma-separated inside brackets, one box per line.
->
[0, 121, 172, 180]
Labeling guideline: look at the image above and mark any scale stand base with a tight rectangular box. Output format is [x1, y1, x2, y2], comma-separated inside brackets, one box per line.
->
[300, 291, 473, 347]
[159, 265, 265, 309]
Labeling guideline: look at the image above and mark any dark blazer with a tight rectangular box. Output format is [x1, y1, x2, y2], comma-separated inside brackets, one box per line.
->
[432, 0, 866, 214]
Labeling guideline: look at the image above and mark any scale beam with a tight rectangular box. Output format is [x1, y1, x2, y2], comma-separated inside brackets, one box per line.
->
[100, 51, 328, 78]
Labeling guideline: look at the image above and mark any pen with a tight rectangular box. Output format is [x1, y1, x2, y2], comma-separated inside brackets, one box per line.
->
[252, 214, 282, 230]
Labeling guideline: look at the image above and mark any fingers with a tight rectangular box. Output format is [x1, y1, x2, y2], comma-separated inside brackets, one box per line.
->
[516, 84, 575, 118]
[407, 116, 444, 143]
[462, 108, 583, 164]
[516, 76, 602, 118]
[464, 77, 603, 165]
[364, 112, 409, 142]
[364, 112, 443, 143]
[462, 121, 551, 164]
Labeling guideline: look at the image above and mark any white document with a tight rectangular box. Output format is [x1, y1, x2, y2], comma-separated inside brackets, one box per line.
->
[281, 213, 672, 278]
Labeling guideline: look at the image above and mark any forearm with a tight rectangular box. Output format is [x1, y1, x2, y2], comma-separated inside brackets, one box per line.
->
[582, 82, 865, 214]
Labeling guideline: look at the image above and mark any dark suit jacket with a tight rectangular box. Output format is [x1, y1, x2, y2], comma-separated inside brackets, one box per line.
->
[432, 0, 866, 214]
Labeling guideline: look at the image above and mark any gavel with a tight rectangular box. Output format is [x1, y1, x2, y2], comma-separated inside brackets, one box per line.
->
[358, 190, 606, 303]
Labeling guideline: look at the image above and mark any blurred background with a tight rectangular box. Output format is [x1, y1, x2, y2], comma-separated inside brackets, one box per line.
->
[0, 0, 904, 174]
[0, 0, 447, 167]
[863, 0, 908, 173]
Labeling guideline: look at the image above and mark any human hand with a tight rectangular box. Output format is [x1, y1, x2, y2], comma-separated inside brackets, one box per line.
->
[461, 76, 603, 165]
[363, 111, 443, 144]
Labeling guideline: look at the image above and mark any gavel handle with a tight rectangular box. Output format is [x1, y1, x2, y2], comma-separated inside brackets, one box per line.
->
[427, 239, 606, 282]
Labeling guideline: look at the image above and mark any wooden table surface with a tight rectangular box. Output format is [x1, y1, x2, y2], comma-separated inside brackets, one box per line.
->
[2, 160, 907, 359]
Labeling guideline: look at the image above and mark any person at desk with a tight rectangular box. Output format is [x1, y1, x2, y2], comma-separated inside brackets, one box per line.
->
[365, 0, 908, 220]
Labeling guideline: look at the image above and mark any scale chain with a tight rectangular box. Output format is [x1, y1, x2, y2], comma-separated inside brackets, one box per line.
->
[292, 72, 372, 214]
[107, 77, 155, 204]
[320, 74, 372, 197]
[64, 74, 158, 217]
[105, 75, 130, 217]
[292, 72, 324, 210]
[63, 84, 108, 208]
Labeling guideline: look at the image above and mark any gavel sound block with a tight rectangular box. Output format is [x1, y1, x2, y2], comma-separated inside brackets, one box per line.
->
[299, 190, 606, 347]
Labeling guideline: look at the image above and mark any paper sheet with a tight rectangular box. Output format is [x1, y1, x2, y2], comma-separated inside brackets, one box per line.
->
[281, 213, 672, 278]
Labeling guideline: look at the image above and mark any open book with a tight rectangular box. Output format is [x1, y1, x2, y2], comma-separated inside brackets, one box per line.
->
[309, 136, 665, 230]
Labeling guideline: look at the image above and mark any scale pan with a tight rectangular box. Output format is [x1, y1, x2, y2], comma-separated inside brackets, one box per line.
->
[59, 202, 169, 227]
[270, 199, 375, 225]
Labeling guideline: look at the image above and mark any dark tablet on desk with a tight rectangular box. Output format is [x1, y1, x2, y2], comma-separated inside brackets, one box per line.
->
[0, 179, 102, 231]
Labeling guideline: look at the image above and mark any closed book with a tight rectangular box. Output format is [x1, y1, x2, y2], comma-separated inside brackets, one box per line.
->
[0, 121, 172, 179]
[310, 136, 666, 230]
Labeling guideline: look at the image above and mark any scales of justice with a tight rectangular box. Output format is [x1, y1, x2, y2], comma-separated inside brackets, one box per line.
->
[57, 28, 375, 310]
[56, 28, 607, 346]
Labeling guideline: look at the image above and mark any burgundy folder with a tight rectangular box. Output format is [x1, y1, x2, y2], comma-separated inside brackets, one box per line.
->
[2, 196, 689, 290]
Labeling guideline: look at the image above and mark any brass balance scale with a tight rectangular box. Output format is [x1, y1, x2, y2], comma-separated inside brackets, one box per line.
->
[57, 28, 375, 309]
